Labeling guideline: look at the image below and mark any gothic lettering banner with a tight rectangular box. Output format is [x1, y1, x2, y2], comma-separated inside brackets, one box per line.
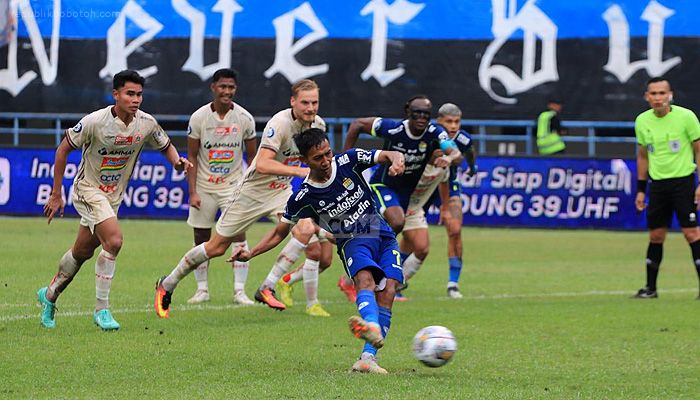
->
[1, 0, 699, 120]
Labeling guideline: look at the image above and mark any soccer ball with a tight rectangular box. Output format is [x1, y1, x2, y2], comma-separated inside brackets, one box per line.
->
[412, 325, 457, 367]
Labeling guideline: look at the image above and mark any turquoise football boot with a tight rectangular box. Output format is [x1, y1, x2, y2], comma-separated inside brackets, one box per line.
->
[93, 309, 120, 331]
[37, 287, 56, 329]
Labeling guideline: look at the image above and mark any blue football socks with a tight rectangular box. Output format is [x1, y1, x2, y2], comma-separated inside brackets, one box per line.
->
[448, 256, 462, 285]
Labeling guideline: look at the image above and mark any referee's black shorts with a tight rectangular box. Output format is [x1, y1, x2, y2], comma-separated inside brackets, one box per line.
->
[647, 174, 698, 229]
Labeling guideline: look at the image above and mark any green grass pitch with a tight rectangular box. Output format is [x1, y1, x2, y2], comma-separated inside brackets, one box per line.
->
[2, 217, 700, 399]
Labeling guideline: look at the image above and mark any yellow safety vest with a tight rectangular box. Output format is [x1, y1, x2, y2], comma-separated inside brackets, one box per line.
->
[536, 110, 566, 155]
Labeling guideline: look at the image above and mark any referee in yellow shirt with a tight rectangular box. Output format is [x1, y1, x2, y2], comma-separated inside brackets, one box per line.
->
[634, 77, 700, 298]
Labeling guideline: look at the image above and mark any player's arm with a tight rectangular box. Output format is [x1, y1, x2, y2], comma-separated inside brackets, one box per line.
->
[43, 137, 74, 224]
[464, 147, 478, 177]
[693, 139, 700, 208]
[162, 143, 193, 173]
[636, 144, 649, 212]
[230, 221, 293, 262]
[254, 147, 309, 177]
[376, 150, 405, 176]
[244, 137, 257, 163]
[187, 137, 201, 209]
[343, 117, 377, 151]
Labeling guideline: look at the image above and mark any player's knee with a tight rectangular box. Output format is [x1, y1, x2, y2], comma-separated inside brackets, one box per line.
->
[389, 219, 404, 234]
[103, 235, 123, 255]
[683, 229, 700, 243]
[319, 252, 333, 270]
[292, 219, 316, 243]
[413, 246, 429, 260]
[304, 242, 322, 260]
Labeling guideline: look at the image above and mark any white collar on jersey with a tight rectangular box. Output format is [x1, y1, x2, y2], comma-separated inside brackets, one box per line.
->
[402, 119, 427, 140]
[304, 157, 337, 189]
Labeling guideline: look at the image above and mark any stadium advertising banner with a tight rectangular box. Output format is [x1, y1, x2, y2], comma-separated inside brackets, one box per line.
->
[0, 148, 645, 229]
[425, 157, 644, 229]
[2, 0, 700, 120]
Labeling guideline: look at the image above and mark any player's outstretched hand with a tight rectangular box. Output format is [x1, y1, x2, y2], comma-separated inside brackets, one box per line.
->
[44, 193, 64, 224]
[174, 157, 193, 173]
[388, 153, 405, 176]
[227, 245, 252, 263]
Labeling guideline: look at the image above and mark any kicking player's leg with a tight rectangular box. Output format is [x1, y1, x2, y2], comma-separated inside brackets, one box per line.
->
[155, 233, 234, 318]
[187, 227, 212, 304]
[39, 224, 100, 329]
[256, 218, 316, 310]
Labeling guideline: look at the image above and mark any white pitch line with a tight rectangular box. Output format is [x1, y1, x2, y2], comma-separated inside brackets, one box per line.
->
[2, 287, 697, 324]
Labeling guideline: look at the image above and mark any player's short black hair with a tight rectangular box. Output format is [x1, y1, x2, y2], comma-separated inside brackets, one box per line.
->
[212, 68, 238, 84]
[646, 76, 672, 91]
[113, 70, 145, 90]
[295, 128, 328, 157]
[404, 94, 431, 113]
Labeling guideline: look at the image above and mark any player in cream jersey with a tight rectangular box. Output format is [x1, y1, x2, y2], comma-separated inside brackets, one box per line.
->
[38, 70, 191, 331]
[156, 79, 334, 318]
[184, 68, 258, 305]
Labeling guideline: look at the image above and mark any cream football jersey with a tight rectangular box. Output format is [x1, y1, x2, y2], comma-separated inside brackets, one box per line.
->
[239, 109, 325, 198]
[188, 102, 256, 193]
[67, 106, 171, 206]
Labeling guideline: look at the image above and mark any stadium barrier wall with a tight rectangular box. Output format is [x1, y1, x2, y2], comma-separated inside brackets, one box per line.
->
[0, 148, 646, 230]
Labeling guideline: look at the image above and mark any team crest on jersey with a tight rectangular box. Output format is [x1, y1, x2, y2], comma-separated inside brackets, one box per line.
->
[100, 156, 129, 171]
[418, 141, 427, 152]
[669, 140, 680, 152]
[266, 127, 275, 138]
[208, 150, 235, 164]
[72, 122, 82, 133]
[135, 133, 143, 143]
[342, 177, 354, 190]
[114, 136, 133, 146]
[647, 144, 655, 153]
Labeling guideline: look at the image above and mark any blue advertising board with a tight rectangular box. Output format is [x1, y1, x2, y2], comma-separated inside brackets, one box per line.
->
[0, 147, 646, 229]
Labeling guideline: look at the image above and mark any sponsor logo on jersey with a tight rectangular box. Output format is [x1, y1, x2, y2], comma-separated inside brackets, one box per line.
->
[204, 141, 240, 149]
[342, 177, 354, 191]
[114, 136, 133, 146]
[100, 156, 129, 171]
[338, 154, 350, 166]
[295, 187, 309, 201]
[0, 158, 9, 205]
[208, 150, 235, 164]
[328, 186, 364, 218]
[99, 184, 118, 194]
[215, 126, 233, 136]
[72, 122, 83, 133]
[357, 150, 373, 164]
[98, 147, 135, 156]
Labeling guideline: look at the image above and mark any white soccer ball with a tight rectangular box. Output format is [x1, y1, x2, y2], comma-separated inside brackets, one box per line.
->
[412, 325, 457, 367]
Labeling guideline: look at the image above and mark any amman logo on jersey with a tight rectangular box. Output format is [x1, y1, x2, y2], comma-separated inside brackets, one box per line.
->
[100, 157, 129, 171]
[342, 177, 354, 191]
[208, 150, 235, 164]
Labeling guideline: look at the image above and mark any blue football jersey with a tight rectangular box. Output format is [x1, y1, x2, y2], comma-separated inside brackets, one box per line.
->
[282, 149, 395, 248]
[368, 118, 450, 199]
[448, 129, 474, 191]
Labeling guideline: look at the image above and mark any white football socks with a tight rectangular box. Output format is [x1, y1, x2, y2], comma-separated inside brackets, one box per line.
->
[163, 243, 209, 292]
[403, 253, 423, 281]
[231, 241, 249, 293]
[302, 259, 320, 307]
[48, 249, 82, 301]
[193, 260, 209, 292]
[261, 237, 306, 289]
[95, 250, 116, 311]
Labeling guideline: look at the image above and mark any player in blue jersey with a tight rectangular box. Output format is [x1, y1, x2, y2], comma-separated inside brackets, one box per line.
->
[341, 95, 459, 299]
[418, 103, 477, 298]
[229, 128, 406, 374]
